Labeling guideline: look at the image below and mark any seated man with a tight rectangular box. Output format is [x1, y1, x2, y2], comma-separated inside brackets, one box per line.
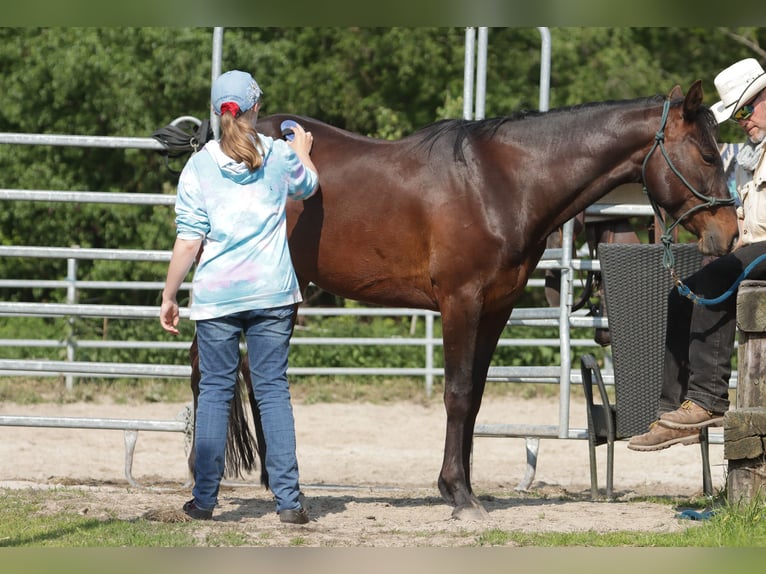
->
[629, 58, 766, 451]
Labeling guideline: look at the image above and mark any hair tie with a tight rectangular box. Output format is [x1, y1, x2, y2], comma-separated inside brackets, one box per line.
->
[220, 102, 241, 117]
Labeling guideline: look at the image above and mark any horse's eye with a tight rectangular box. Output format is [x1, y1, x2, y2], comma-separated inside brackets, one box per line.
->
[701, 152, 716, 165]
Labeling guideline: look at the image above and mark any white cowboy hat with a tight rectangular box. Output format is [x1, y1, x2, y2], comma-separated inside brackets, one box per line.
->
[711, 58, 766, 124]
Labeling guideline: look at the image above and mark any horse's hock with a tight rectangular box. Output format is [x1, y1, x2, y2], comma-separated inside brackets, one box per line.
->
[727, 280, 766, 503]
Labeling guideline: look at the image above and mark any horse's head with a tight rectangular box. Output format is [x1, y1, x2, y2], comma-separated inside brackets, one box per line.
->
[641, 81, 738, 256]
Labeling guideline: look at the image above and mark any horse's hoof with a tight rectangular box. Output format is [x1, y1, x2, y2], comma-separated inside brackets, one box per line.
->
[451, 502, 490, 521]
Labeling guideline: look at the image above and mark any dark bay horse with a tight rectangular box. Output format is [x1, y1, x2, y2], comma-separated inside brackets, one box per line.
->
[191, 81, 738, 520]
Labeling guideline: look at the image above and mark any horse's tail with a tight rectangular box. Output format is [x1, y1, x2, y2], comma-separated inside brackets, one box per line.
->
[188, 334, 269, 488]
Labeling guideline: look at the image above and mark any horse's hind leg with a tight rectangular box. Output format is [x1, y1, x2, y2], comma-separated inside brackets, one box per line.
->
[589, 218, 640, 346]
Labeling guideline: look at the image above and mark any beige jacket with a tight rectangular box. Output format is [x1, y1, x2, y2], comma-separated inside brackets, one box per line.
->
[734, 148, 766, 246]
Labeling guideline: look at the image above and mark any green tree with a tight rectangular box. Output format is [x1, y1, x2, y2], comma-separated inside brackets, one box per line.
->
[0, 26, 764, 312]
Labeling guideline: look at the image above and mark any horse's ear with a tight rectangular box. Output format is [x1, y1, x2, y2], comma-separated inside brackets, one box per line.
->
[682, 80, 704, 121]
[668, 85, 684, 100]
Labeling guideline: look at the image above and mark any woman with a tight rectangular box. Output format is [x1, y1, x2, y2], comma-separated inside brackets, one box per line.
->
[160, 70, 318, 523]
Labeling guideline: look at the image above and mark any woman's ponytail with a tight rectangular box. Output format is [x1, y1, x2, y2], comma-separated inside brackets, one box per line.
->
[219, 108, 264, 171]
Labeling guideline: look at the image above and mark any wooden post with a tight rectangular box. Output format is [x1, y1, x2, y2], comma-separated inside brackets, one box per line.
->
[726, 280, 766, 503]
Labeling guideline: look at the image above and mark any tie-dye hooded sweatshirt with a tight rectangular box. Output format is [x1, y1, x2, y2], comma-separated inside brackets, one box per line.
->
[174, 135, 318, 320]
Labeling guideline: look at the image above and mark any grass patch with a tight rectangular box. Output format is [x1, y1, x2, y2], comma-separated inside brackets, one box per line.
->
[2, 487, 765, 547]
[204, 530, 251, 547]
[288, 536, 308, 546]
[474, 494, 766, 547]
[0, 490, 196, 547]
[476, 528, 514, 545]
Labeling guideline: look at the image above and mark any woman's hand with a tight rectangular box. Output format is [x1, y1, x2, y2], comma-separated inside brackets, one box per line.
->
[287, 123, 314, 154]
[287, 123, 318, 176]
[160, 295, 181, 335]
[159, 237, 202, 335]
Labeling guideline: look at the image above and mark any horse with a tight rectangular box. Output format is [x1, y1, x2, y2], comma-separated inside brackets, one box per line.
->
[189, 81, 738, 520]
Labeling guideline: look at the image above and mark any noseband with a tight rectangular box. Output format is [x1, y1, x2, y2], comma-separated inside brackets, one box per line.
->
[641, 98, 735, 276]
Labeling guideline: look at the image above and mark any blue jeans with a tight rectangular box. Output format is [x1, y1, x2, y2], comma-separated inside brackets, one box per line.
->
[192, 305, 302, 513]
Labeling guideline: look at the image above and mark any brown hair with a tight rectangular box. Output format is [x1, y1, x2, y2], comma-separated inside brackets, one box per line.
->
[219, 107, 264, 171]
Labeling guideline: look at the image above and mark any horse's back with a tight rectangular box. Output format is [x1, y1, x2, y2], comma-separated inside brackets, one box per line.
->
[256, 113, 541, 309]
[257, 114, 448, 307]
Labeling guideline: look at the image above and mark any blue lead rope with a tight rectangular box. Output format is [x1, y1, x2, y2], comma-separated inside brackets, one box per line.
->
[676, 253, 766, 306]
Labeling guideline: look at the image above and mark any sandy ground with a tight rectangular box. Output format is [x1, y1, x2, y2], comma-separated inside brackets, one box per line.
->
[0, 396, 726, 546]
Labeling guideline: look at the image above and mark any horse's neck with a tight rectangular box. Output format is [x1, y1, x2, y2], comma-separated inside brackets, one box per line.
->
[560, 105, 655, 196]
[530, 103, 659, 234]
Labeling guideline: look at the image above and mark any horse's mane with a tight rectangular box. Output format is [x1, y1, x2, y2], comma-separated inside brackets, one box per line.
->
[412, 94, 712, 163]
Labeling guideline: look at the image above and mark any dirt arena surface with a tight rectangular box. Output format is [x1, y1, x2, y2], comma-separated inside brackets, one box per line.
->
[0, 396, 726, 546]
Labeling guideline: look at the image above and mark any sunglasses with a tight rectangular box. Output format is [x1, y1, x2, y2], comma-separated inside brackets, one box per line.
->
[733, 103, 755, 121]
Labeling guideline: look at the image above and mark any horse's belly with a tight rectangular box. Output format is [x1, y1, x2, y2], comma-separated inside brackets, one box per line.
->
[311, 272, 439, 311]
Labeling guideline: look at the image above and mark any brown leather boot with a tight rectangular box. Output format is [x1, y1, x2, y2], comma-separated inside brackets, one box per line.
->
[627, 421, 700, 451]
[658, 400, 724, 430]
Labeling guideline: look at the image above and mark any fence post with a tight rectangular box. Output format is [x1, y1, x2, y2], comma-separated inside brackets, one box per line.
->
[725, 280, 766, 503]
[65, 255, 77, 391]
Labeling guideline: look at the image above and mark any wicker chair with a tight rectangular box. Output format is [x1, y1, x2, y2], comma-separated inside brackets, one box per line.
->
[580, 242, 712, 500]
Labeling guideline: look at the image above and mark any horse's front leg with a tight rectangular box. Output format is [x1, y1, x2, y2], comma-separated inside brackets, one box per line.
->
[439, 386, 485, 521]
[436, 301, 482, 518]
[438, 304, 513, 521]
[434, 294, 498, 517]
